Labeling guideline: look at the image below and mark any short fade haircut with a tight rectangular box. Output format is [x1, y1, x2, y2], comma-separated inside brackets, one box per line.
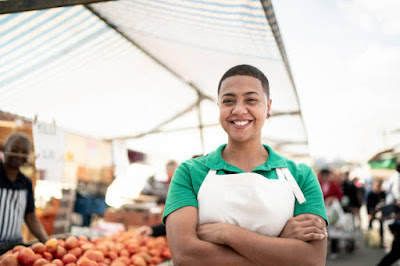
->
[4, 132, 31, 152]
[217, 64, 270, 99]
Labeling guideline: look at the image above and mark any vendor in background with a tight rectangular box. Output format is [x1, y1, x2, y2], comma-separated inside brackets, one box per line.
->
[141, 160, 178, 204]
[137, 160, 178, 237]
[137, 156, 202, 237]
[0, 133, 48, 248]
[136, 223, 166, 237]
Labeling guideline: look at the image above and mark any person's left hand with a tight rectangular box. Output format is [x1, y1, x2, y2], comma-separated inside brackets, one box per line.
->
[279, 213, 327, 242]
[197, 223, 232, 245]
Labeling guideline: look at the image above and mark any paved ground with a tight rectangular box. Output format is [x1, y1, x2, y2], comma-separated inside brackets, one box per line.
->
[326, 228, 386, 266]
[326, 206, 399, 266]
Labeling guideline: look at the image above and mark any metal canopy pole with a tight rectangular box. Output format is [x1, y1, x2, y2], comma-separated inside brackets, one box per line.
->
[196, 92, 205, 155]
[85, 5, 215, 142]
[111, 101, 200, 140]
[85, 5, 213, 103]
[260, 0, 309, 148]
[0, 0, 113, 14]
[112, 109, 303, 140]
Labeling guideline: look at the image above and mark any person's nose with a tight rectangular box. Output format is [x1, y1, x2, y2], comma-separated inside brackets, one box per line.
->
[232, 102, 248, 115]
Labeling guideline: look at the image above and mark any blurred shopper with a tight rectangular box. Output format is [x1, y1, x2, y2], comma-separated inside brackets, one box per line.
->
[341, 171, 352, 212]
[319, 168, 343, 258]
[0, 133, 48, 249]
[352, 177, 365, 227]
[367, 179, 386, 247]
[163, 65, 328, 265]
[319, 168, 343, 204]
[377, 162, 400, 266]
[385, 162, 400, 205]
[342, 171, 364, 226]
[142, 160, 178, 204]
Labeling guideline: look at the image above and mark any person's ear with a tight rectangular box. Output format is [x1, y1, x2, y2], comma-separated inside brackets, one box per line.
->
[266, 99, 272, 118]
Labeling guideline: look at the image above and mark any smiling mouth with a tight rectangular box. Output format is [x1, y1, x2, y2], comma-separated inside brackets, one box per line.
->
[231, 120, 251, 126]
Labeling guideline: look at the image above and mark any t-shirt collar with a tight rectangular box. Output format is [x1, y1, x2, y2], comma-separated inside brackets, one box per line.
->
[206, 144, 288, 172]
[0, 161, 24, 183]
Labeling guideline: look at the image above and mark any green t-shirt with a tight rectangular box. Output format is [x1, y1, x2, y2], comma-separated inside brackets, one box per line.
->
[163, 144, 327, 225]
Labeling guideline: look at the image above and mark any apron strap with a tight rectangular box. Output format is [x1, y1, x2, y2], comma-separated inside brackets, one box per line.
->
[208, 169, 217, 175]
[276, 168, 306, 204]
[275, 167, 286, 181]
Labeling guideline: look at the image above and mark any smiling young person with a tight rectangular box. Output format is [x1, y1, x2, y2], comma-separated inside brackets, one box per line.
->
[163, 65, 328, 266]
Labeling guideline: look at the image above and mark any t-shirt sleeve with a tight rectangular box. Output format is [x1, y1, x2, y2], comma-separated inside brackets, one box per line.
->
[25, 178, 35, 214]
[294, 165, 328, 225]
[162, 162, 198, 224]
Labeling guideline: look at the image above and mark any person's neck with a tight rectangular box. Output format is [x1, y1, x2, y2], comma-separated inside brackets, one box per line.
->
[222, 139, 268, 172]
[3, 163, 19, 182]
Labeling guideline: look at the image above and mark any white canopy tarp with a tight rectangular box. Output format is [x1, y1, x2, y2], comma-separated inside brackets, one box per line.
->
[0, 0, 308, 161]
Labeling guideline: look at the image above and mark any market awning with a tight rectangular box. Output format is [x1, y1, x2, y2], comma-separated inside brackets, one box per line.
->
[0, 0, 308, 160]
[368, 147, 400, 170]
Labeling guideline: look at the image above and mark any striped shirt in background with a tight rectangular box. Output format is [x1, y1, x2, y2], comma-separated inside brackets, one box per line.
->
[0, 162, 35, 244]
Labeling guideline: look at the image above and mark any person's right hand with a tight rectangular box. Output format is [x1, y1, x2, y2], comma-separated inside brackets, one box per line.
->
[136, 225, 153, 236]
[279, 214, 327, 242]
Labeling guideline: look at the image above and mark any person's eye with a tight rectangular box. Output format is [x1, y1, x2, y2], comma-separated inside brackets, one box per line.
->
[247, 98, 258, 102]
[222, 99, 234, 104]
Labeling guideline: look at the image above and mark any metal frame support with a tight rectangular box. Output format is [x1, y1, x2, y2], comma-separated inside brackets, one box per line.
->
[0, 0, 113, 14]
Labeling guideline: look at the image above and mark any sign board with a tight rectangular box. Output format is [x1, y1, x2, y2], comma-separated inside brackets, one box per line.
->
[32, 121, 65, 182]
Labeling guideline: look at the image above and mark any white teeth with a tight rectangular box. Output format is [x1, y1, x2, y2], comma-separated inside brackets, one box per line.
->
[233, 121, 249, 126]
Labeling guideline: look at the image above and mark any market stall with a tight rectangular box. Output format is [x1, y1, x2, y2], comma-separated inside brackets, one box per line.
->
[0, 1, 310, 264]
[0, 0, 309, 161]
[368, 146, 400, 180]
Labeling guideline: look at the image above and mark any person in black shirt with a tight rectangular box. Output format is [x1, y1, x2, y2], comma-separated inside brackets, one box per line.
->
[367, 179, 386, 247]
[0, 132, 48, 247]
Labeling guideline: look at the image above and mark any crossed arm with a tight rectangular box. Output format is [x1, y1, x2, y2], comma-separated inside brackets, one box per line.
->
[166, 206, 327, 266]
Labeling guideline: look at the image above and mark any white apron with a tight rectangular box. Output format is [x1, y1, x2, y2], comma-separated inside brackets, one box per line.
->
[197, 168, 306, 237]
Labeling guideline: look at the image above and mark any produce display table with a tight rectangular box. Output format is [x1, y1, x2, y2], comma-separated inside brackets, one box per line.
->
[0, 230, 171, 266]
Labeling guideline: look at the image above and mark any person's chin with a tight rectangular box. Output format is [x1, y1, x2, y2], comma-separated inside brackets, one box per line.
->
[6, 162, 22, 170]
[229, 134, 251, 143]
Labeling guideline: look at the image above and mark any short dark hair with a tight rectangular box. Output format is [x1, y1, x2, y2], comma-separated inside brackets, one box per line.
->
[4, 132, 31, 152]
[319, 168, 331, 176]
[396, 160, 400, 173]
[217, 64, 270, 99]
[166, 160, 178, 168]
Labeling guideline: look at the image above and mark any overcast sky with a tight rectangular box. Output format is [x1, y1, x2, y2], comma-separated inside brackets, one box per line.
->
[272, 0, 400, 163]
